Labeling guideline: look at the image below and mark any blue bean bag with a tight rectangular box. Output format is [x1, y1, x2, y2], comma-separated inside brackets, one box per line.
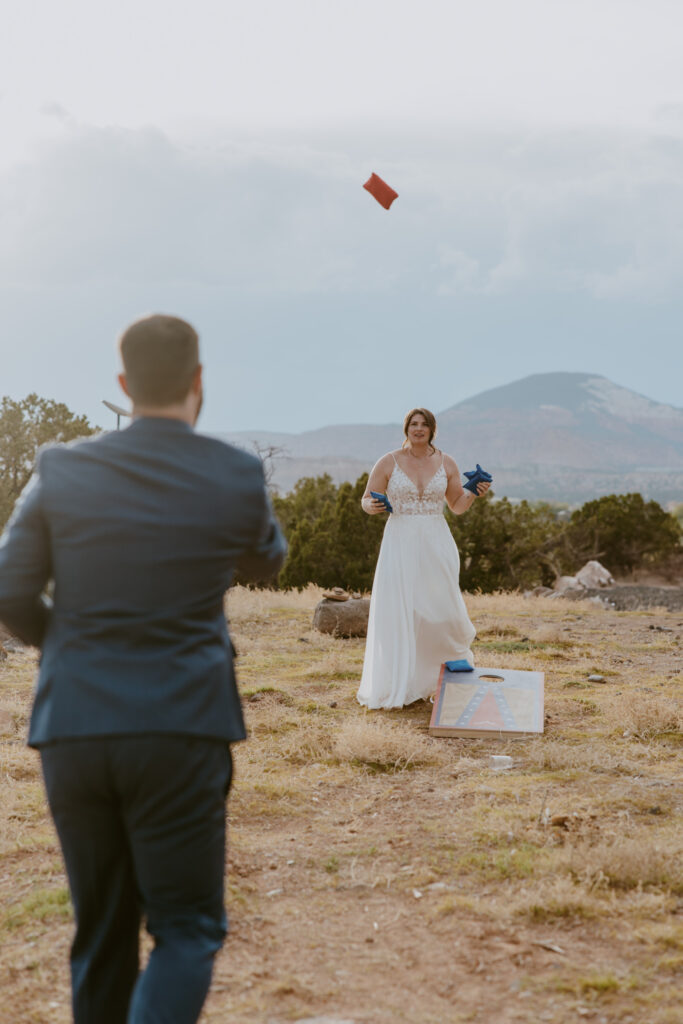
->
[463, 464, 493, 494]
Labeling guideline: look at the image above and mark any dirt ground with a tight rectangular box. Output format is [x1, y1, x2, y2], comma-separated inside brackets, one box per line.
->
[1, 588, 681, 1024]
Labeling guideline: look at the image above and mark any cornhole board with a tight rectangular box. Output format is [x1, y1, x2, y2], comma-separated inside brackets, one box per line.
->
[429, 666, 544, 738]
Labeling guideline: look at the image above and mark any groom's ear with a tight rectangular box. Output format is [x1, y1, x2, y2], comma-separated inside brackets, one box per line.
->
[191, 365, 203, 394]
[118, 373, 131, 398]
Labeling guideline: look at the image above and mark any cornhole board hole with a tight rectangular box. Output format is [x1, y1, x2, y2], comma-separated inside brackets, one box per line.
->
[429, 666, 544, 738]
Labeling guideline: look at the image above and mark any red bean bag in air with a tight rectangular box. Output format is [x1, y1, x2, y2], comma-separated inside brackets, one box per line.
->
[363, 172, 399, 210]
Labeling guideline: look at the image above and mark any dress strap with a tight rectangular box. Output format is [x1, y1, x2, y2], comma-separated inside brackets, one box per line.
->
[391, 453, 399, 466]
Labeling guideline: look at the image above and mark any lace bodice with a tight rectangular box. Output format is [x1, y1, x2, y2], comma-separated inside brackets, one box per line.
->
[386, 462, 447, 516]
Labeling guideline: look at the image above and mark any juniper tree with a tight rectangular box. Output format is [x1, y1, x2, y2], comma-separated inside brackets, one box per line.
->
[0, 394, 98, 528]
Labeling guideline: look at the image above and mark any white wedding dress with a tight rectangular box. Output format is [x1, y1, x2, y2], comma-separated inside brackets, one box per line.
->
[357, 455, 475, 709]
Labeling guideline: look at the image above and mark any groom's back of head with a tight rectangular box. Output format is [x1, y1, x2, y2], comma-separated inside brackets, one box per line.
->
[119, 314, 199, 407]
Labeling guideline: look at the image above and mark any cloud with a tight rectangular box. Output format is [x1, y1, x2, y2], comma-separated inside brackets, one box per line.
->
[436, 247, 482, 293]
[40, 102, 71, 121]
[1, 120, 683, 304]
[429, 129, 683, 298]
[654, 102, 683, 124]
[0, 123, 410, 293]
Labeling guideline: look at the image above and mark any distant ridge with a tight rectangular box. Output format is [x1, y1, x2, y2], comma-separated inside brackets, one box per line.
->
[220, 373, 683, 503]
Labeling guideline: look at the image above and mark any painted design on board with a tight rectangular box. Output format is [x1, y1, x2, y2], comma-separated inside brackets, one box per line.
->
[431, 667, 544, 736]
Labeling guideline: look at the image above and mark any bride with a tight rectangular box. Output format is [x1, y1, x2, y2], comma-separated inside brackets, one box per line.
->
[357, 408, 490, 709]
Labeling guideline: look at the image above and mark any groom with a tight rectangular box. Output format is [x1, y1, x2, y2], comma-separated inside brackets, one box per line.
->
[0, 314, 286, 1023]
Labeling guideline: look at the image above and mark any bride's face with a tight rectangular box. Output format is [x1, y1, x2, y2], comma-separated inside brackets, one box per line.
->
[407, 414, 431, 445]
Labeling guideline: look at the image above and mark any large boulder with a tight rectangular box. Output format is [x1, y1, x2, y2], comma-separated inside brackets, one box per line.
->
[552, 560, 615, 596]
[575, 560, 615, 589]
[313, 597, 370, 638]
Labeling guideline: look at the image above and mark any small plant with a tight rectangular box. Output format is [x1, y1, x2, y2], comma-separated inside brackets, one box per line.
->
[2, 887, 71, 933]
[579, 972, 621, 995]
[323, 855, 339, 874]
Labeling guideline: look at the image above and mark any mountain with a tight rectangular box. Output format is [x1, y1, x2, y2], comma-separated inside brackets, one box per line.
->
[219, 373, 683, 503]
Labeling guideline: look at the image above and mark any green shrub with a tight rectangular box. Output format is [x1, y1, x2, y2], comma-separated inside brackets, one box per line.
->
[271, 476, 680, 593]
[566, 492, 681, 573]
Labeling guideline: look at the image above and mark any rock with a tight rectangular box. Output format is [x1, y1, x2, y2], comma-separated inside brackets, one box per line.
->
[553, 575, 581, 593]
[313, 598, 370, 638]
[0, 626, 26, 653]
[489, 755, 513, 770]
[532, 940, 567, 955]
[0, 709, 15, 735]
[2, 638, 25, 652]
[581, 586, 683, 611]
[293, 1018, 358, 1024]
[587, 674, 606, 683]
[551, 560, 615, 600]
[575, 560, 615, 589]
[550, 815, 570, 829]
[321, 587, 350, 602]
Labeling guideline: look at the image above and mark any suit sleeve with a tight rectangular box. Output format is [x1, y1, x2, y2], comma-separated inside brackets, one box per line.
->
[235, 462, 287, 583]
[0, 455, 52, 647]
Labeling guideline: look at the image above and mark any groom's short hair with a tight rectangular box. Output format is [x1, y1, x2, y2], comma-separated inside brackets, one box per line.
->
[119, 314, 199, 406]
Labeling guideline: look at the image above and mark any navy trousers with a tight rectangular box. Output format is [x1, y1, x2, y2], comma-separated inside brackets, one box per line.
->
[40, 736, 232, 1024]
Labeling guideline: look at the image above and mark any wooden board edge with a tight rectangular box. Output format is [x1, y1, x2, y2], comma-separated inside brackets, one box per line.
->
[428, 663, 447, 731]
[428, 727, 543, 739]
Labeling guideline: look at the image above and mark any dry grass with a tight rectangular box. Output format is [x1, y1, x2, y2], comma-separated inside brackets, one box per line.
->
[225, 583, 322, 624]
[303, 648, 360, 679]
[568, 836, 683, 895]
[1, 590, 682, 1023]
[513, 875, 601, 921]
[522, 737, 636, 773]
[332, 715, 443, 772]
[606, 690, 683, 739]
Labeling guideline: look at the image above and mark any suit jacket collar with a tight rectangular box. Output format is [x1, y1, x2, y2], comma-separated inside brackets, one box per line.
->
[125, 417, 194, 435]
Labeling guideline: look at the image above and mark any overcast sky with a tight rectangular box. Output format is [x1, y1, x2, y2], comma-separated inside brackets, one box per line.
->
[2, 0, 682, 432]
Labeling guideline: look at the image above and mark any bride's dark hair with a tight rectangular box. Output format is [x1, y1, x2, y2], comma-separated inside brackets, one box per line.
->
[402, 408, 437, 452]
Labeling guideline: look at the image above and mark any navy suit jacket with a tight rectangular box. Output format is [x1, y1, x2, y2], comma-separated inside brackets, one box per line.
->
[0, 417, 287, 747]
